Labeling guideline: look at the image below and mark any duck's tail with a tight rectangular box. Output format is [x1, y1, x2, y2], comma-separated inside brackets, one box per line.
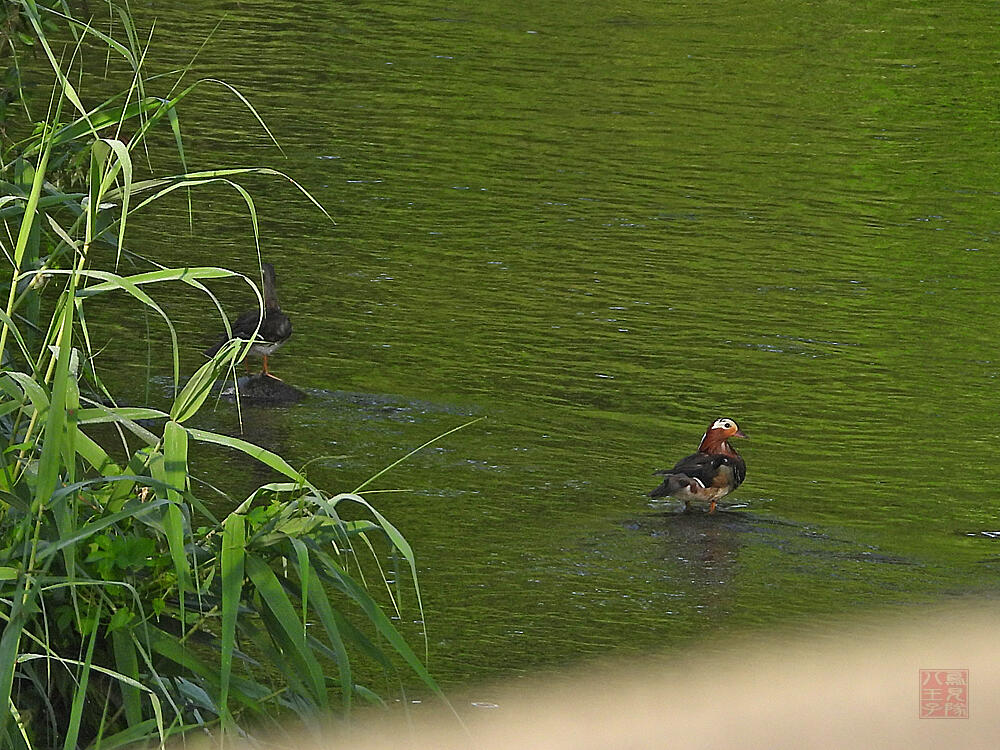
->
[648, 472, 696, 498]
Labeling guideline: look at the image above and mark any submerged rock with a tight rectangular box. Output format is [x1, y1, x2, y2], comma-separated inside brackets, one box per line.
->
[220, 373, 305, 404]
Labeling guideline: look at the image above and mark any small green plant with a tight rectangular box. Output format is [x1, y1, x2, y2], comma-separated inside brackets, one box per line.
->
[0, 2, 453, 746]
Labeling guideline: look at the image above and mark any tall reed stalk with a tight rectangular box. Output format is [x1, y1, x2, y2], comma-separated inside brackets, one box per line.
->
[0, 2, 448, 746]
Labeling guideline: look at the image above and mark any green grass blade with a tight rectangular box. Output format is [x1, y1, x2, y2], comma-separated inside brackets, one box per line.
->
[290, 538, 311, 626]
[197, 78, 285, 156]
[62, 601, 102, 750]
[186, 428, 310, 484]
[33, 295, 74, 516]
[314, 552, 442, 696]
[20, 2, 94, 120]
[102, 166, 333, 222]
[73, 429, 126, 477]
[328, 492, 428, 657]
[169, 349, 234, 424]
[0, 105, 52, 395]
[144, 625, 222, 695]
[220, 512, 245, 732]
[304, 572, 352, 711]
[37, 268, 181, 388]
[244, 555, 327, 708]
[96, 138, 133, 266]
[85, 719, 165, 750]
[0, 307, 31, 365]
[0, 577, 30, 741]
[353, 416, 484, 492]
[34, 3, 137, 66]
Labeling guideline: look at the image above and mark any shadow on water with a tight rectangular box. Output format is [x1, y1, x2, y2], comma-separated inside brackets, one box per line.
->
[203, 375, 478, 422]
[174, 373, 483, 506]
[624, 507, 917, 590]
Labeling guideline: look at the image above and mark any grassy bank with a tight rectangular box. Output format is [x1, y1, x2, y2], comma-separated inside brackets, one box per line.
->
[0, 2, 444, 746]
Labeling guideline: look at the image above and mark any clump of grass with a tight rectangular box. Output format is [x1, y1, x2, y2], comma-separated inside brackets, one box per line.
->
[0, 2, 455, 746]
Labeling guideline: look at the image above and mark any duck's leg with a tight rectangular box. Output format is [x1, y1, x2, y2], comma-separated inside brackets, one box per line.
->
[708, 500, 717, 514]
[261, 354, 283, 380]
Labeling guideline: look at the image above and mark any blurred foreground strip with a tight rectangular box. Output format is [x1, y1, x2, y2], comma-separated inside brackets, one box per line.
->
[219, 603, 1000, 749]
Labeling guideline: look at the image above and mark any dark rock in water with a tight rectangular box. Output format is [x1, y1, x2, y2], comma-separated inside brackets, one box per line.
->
[221, 373, 305, 404]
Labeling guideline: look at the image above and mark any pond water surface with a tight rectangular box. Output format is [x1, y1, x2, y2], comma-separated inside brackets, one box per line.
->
[94, 0, 1000, 690]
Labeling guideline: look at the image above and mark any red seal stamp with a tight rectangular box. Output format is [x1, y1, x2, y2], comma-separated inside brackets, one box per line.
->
[919, 669, 968, 718]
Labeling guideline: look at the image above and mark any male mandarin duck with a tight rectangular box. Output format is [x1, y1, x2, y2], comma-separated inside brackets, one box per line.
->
[205, 262, 292, 378]
[648, 417, 748, 513]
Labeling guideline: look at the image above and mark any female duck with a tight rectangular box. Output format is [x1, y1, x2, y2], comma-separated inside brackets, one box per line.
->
[205, 262, 292, 378]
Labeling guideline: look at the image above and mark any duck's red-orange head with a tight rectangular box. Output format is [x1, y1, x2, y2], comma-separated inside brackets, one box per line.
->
[698, 417, 747, 455]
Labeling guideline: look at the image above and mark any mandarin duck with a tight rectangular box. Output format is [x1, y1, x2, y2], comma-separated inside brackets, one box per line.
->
[648, 417, 747, 513]
[205, 262, 292, 378]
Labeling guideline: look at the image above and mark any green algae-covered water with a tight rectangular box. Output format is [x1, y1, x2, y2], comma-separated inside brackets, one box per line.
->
[95, 0, 1000, 687]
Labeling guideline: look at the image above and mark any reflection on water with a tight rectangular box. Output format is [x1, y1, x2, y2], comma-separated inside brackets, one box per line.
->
[85, 0, 1000, 689]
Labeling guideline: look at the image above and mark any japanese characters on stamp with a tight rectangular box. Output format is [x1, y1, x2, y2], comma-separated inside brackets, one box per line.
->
[919, 669, 968, 719]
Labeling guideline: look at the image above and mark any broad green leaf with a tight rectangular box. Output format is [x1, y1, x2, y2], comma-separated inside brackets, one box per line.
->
[160, 422, 192, 593]
[49, 474, 174, 502]
[111, 629, 143, 726]
[162, 421, 188, 503]
[37, 498, 171, 562]
[75, 266, 239, 297]
[3, 372, 49, 419]
[75, 406, 169, 425]
[73, 429, 126, 482]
